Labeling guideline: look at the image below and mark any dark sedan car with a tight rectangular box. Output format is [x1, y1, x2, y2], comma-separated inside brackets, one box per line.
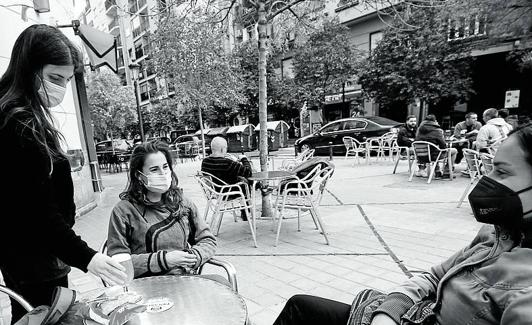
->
[171, 134, 210, 156]
[294, 116, 402, 155]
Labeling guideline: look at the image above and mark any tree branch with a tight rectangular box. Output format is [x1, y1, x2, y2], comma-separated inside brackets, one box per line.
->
[267, 0, 305, 21]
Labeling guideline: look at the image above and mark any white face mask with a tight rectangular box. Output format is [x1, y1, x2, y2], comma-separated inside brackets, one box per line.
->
[38, 78, 66, 107]
[139, 171, 172, 194]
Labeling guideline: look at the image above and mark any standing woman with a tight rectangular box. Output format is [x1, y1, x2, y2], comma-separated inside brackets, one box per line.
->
[0, 25, 126, 321]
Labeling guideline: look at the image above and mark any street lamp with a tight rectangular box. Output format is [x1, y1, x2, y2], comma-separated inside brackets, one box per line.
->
[129, 62, 145, 142]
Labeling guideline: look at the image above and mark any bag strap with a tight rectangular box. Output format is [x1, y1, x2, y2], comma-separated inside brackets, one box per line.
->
[42, 287, 77, 325]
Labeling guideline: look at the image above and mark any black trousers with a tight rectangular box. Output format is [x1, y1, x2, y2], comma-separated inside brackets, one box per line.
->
[3, 272, 68, 323]
[273, 294, 351, 325]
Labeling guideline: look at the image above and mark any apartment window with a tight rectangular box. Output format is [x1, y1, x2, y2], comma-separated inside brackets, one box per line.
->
[134, 43, 144, 60]
[140, 82, 149, 101]
[369, 31, 383, 55]
[129, 0, 138, 13]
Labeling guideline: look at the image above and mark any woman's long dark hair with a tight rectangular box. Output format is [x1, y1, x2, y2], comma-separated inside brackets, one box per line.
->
[509, 122, 532, 167]
[120, 141, 186, 214]
[0, 24, 82, 161]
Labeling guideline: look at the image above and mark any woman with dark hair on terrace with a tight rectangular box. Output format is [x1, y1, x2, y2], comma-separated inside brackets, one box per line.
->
[0, 25, 126, 322]
[274, 123, 532, 325]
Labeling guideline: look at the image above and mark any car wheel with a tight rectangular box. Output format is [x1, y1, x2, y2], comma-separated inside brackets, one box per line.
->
[301, 144, 312, 152]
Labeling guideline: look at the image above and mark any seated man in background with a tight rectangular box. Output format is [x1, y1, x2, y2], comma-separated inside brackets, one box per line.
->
[415, 115, 457, 178]
[397, 115, 417, 148]
[201, 137, 252, 220]
[452, 112, 482, 164]
[476, 108, 512, 153]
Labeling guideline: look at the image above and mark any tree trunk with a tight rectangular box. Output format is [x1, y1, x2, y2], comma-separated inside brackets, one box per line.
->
[198, 105, 206, 159]
[257, 0, 273, 219]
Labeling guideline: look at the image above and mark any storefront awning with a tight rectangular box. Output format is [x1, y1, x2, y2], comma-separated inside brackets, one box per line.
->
[323, 90, 362, 105]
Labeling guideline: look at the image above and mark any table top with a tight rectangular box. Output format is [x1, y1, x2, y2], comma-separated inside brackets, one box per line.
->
[85, 276, 247, 325]
[249, 170, 295, 181]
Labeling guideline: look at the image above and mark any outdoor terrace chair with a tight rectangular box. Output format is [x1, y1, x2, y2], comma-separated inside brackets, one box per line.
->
[280, 148, 315, 171]
[342, 136, 367, 164]
[379, 132, 397, 160]
[0, 285, 33, 313]
[480, 153, 494, 175]
[457, 149, 482, 208]
[272, 166, 334, 246]
[409, 141, 453, 184]
[98, 241, 239, 292]
[392, 140, 413, 174]
[195, 171, 257, 247]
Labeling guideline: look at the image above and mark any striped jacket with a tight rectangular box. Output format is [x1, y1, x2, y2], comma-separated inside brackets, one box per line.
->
[107, 198, 216, 278]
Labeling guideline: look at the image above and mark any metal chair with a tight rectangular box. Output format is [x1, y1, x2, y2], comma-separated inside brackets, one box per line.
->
[457, 149, 482, 208]
[99, 241, 239, 292]
[409, 141, 453, 184]
[0, 284, 33, 312]
[280, 149, 315, 171]
[342, 136, 367, 164]
[195, 171, 257, 247]
[379, 132, 397, 160]
[392, 140, 413, 174]
[272, 166, 334, 246]
[480, 153, 494, 175]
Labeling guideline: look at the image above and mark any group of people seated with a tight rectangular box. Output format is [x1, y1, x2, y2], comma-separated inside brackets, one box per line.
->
[104, 122, 532, 325]
[396, 108, 514, 178]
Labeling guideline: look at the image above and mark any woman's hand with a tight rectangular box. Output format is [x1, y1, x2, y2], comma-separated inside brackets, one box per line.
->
[87, 253, 127, 286]
[370, 314, 399, 325]
[166, 250, 198, 269]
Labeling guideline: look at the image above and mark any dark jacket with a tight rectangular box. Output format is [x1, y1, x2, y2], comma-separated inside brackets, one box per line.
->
[201, 155, 252, 185]
[0, 114, 96, 285]
[371, 225, 532, 325]
[397, 124, 417, 147]
[415, 121, 446, 149]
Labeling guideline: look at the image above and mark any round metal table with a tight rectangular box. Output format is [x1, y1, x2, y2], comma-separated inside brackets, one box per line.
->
[86, 276, 247, 325]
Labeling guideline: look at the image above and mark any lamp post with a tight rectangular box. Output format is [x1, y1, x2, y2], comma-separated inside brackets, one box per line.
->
[129, 63, 145, 142]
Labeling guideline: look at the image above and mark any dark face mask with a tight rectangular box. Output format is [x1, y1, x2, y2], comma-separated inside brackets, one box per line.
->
[468, 176, 532, 228]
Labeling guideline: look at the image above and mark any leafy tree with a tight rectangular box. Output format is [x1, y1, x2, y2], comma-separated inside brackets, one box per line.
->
[358, 6, 474, 110]
[87, 69, 137, 140]
[149, 11, 246, 152]
[292, 19, 361, 109]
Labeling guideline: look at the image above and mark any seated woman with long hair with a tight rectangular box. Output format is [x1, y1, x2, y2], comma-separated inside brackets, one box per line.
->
[274, 123, 532, 325]
[107, 141, 216, 277]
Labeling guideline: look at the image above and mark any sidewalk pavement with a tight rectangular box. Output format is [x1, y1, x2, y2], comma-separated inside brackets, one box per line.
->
[65, 150, 481, 325]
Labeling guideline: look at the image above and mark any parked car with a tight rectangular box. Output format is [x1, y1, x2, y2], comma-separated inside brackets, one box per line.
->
[95, 139, 133, 166]
[132, 136, 171, 146]
[294, 116, 402, 155]
[95, 139, 133, 154]
[171, 134, 210, 156]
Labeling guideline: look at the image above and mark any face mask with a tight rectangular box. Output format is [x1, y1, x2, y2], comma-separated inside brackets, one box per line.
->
[38, 78, 66, 107]
[139, 171, 172, 194]
[468, 176, 532, 228]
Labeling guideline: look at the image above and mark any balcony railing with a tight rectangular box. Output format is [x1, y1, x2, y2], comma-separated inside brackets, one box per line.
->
[448, 14, 487, 41]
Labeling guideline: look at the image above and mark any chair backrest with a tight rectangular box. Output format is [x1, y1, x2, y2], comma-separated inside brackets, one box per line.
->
[480, 153, 494, 175]
[0, 285, 33, 312]
[299, 148, 315, 161]
[195, 172, 224, 198]
[412, 141, 445, 163]
[342, 136, 355, 150]
[463, 149, 481, 178]
[310, 167, 334, 203]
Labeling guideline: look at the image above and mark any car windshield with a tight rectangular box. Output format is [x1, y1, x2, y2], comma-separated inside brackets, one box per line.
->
[365, 116, 400, 126]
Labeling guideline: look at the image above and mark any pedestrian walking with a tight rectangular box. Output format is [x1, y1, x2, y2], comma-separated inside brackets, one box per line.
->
[0, 25, 126, 322]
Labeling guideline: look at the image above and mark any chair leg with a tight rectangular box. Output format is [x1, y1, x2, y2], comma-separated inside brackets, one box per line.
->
[393, 155, 400, 174]
[408, 162, 417, 182]
[244, 206, 258, 248]
[309, 202, 329, 245]
[427, 163, 437, 184]
[274, 198, 287, 246]
[215, 210, 225, 235]
[297, 208, 301, 232]
[457, 179, 476, 208]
